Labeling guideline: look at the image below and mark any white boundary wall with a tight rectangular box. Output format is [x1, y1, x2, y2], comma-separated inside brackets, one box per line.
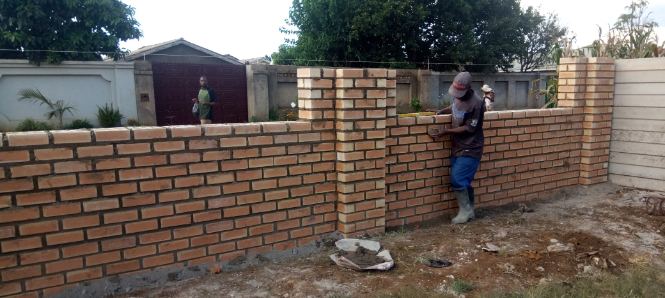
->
[0, 60, 136, 131]
[609, 57, 665, 191]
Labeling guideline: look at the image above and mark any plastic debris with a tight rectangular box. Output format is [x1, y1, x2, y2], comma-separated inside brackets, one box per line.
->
[482, 243, 501, 252]
[547, 243, 575, 252]
[330, 239, 394, 271]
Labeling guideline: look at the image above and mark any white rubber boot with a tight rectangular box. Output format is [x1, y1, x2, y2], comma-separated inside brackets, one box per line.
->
[452, 189, 475, 224]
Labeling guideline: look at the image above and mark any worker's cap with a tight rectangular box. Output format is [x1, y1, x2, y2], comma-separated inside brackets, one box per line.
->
[448, 72, 472, 98]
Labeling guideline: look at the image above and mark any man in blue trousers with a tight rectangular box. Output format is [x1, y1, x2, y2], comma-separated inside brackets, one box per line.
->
[428, 72, 484, 224]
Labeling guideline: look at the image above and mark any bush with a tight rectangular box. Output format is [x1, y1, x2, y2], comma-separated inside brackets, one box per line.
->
[126, 118, 141, 127]
[65, 119, 94, 129]
[16, 119, 54, 131]
[269, 109, 279, 121]
[96, 104, 123, 128]
[409, 98, 422, 113]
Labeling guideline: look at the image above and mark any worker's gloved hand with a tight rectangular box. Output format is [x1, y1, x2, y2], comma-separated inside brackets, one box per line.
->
[429, 128, 449, 141]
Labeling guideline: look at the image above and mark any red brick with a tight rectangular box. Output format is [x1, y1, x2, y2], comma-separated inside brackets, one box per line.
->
[220, 229, 247, 241]
[0, 151, 30, 162]
[193, 210, 222, 222]
[206, 173, 234, 185]
[175, 201, 205, 213]
[140, 179, 172, 192]
[154, 141, 185, 152]
[87, 226, 122, 240]
[59, 187, 97, 202]
[158, 239, 189, 253]
[6, 131, 48, 146]
[237, 237, 262, 249]
[0, 208, 40, 223]
[54, 161, 92, 173]
[83, 198, 119, 212]
[155, 165, 188, 178]
[142, 205, 174, 218]
[142, 254, 174, 268]
[86, 251, 121, 266]
[79, 171, 116, 185]
[77, 145, 114, 158]
[274, 241, 297, 251]
[35, 148, 73, 161]
[173, 176, 203, 189]
[0, 226, 13, 239]
[277, 219, 300, 231]
[176, 247, 206, 261]
[38, 174, 77, 189]
[205, 221, 234, 233]
[193, 186, 221, 198]
[208, 196, 235, 209]
[223, 206, 250, 218]
[191, 234, 218, 247]
[208, 242, 236, 254]
[11, 164, 51, 178]
[249, 224, 274, 236]
[25, 274, 65, 291]
[66, 267, 103, 283]
[174, 225, 203, 239]
[189, 162, 219, 174]
[236, 169, 262, 181]
[117, 143, 151, 155]
[103, 182, 138, 196]
[189, 139, 218, 150]
[135, 155, 168, 167]
[95, 158, 131, 170]
[19, 250, 58, 265]
[124, 245, 157, 259]
[106, 260, 140, 275]
[62, 243, 99, 258]
[262, 212, 287, 223]
[125, 220, 159, 234]
[1, 265, 41, 281]
[170, 153, 200, 164]
[16, 191, 55, 206]
[19, 221, 58, 236]
[140, 231, 172, 244]
[119, 168, 154, 181]
[122, 193, 156, 207]
[101, 237, 136, 251]
[158, 190, 190, 203]
[161, 215, 191, 228]
[223, 182, 250, 194]
[235, 216, 261, 228]
[104, 210, 138, 224]
[0, 282, 21, 296]
[45, 258, 83, 274]
[289, 207, 311, 218]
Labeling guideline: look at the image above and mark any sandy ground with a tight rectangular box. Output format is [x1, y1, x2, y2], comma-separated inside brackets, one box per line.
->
[112, 183, 665, 298]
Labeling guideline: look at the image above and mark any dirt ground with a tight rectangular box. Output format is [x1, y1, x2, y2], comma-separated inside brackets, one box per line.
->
[114, 183, 665, 298]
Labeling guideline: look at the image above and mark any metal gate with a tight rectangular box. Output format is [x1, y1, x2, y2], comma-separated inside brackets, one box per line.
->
[152, 63, 248, 125]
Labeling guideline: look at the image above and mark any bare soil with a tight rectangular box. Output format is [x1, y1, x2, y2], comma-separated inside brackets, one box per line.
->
[114, 183, 665, 298]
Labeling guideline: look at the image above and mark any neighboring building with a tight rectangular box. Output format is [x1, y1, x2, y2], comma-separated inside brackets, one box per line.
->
[120, 38, 242, 65]
[240, 57, 272, 65]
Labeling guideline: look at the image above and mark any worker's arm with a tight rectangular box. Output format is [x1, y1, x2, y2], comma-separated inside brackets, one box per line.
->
[426, 105, 452, 115]
[429, 126, 467, 141]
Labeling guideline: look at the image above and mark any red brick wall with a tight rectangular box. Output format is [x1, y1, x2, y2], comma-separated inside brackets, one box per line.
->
[384, 108, 585, 226]
[0, 123, 337, 297]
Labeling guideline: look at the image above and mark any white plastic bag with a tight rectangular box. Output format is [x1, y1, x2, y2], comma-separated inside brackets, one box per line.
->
[330, 239, 394, 271]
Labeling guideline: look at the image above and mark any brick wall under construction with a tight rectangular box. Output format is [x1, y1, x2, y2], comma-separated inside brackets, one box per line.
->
[0, 61, 614, 298]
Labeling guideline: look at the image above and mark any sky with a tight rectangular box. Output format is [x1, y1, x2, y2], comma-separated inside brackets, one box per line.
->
[119, 0, 665, 60]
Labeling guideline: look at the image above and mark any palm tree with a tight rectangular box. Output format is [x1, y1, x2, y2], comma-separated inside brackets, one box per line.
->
[18, 88, 77, 129]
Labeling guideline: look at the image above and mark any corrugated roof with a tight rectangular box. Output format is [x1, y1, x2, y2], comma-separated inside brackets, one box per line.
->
[121, 38, 242, 65]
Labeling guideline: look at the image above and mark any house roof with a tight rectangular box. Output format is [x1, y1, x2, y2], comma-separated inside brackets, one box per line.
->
[239, 57, 272, 65]
[121, 38, 242, 65]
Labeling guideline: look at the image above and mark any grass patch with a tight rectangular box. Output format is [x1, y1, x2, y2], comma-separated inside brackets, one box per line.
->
[486, 266, 665, 298]
[452, 280, 474, 294]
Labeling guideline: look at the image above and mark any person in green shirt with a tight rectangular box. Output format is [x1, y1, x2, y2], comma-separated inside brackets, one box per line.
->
[191, 76, 218, 124]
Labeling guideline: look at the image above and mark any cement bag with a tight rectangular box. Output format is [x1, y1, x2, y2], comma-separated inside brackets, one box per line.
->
[330, 239, 394, 271]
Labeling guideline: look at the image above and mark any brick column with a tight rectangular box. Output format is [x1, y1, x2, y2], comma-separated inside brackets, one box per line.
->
[335, 69, 393, 237]
[297, 68, 336, 125]
[580, 58, 615, 185]
[557, 57, 616, 186]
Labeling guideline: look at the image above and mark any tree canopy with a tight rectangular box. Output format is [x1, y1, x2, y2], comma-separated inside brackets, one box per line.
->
[272, 0, 564, 73]
[0, 0, 142, 64]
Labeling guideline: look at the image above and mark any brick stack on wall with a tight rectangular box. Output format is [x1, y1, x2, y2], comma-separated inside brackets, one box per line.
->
[0, 62, 616, 297]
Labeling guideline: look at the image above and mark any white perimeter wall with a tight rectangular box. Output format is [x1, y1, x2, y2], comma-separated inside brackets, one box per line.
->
[609, 57, 665, 192]
[0, 60, 136, 131]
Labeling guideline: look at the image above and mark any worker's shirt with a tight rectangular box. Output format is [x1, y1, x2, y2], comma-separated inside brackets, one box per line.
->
[197, 86, 217, 120]
[451, 90, 484, 159]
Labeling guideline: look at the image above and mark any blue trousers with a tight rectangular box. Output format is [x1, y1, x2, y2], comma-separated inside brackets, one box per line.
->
[450, 157, 481, 191]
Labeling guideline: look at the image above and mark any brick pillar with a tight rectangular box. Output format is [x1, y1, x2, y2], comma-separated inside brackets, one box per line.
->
[335, 69, 393, 237]
[580, 58, 615, 185]
[557, 57, 616, 186]
[297, 68, 336, 124]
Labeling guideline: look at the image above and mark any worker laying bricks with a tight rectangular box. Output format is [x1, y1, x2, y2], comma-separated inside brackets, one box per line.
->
[427, 72, 485, 224]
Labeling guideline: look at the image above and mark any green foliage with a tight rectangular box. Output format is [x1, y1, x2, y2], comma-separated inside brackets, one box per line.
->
[0, 0, 142, 64]
[126, 118, 141, 127]
[592, 0, 662, 59]
[16, 119, 53, 131]
[451, 280, 474, 294]
[249, 116, 258, 123]
[18, 88, 76, 129]
[409, 98, 422, 113]
[96, 104, 123, 128]
[274, 0, 557, 73]
[269, 109, 279, 121]
[64, 119, 93, 129]
[515, 9, 567, 72]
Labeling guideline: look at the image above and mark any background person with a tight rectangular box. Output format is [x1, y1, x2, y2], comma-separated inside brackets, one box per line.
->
[191, 76, 217, 124]
[428, 72, 485, 224]
[481, 84, 494, 112]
